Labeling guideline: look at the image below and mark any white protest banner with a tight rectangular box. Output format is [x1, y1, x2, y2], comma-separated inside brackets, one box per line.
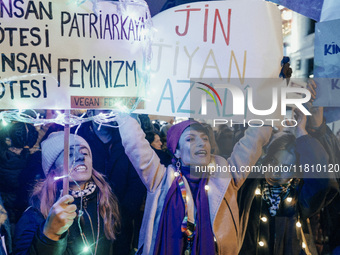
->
[0, 0, 151, 109]
[139, 0, 286, 122]
[314, 19, 340, 107]
[313, 18, 340, 122]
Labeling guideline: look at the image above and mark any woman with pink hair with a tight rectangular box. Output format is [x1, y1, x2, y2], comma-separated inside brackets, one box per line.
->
[13, 132, 120, 254]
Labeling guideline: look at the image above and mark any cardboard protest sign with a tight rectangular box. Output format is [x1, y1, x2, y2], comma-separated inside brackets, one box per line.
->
[314, 19, 340, 83]
[0, 0, 151, 109]
[313, 19, 340, 122]
[139, 0, 286, 122]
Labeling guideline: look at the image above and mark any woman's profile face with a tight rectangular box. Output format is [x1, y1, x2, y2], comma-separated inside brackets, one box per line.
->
[265, 149, 296, 186]
[151, 134, 162, 150]
[176, 127, 211, 167]
[54, 145, 93, 186]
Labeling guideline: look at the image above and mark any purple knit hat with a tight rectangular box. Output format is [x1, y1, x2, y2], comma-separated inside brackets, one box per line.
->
[167, 119, 199, 155]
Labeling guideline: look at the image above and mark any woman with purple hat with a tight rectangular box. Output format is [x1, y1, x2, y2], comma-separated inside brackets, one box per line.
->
[116, 114, 272, 255]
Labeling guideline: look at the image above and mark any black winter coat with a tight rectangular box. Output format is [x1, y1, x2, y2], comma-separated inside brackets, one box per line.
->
[239, 134, 339, 255]
[76, 122, 146, 254]
[13, 190, 113, 255]
[0, 148, 31, 224]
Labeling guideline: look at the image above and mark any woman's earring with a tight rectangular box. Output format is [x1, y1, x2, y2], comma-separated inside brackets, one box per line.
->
[174, 159, 181, 177]
[176, 159, 181, 172]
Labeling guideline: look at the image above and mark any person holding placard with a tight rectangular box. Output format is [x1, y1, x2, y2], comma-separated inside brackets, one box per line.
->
[77, 110, 146, 255]
[13, 132, 120, 255]
[238, 88, 339, 255]
[114, 112, 272, 255]
[304, 80, 340, 254]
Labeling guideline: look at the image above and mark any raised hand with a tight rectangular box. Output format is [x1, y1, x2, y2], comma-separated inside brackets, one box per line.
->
[43, 195, 77, 241]
[279, 56, 292, 85]
[306, 79, 323, 129]
[293, 107, 308, 138]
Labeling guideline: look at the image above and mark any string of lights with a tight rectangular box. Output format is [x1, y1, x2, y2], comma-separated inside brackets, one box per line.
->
[55, 151, 101, 255]
[0, 0, 151, 253]
[0, 109, 125, 128]
[253, 184, 309, 254]
[0, 108, 128, 254]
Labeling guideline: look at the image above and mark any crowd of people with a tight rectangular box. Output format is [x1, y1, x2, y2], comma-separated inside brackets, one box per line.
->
[0, 82, 339, 255]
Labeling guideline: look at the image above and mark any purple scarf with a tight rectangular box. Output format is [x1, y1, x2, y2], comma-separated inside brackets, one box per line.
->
[153, 167, 215, 255]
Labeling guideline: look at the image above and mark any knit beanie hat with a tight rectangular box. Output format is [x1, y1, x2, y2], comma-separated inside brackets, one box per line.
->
[41, 131, 91, 176]
[167, 120, 199, 155]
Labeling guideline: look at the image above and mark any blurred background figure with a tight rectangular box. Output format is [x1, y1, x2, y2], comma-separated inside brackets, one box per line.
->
[145, 131, 172, 166]
[146, 131, 162, 150]
[138, 114, 155, 134]
[160, 117, 174, 139]
[0, 196, 11, 255]
[215, 124, 234, 160]
[0, 122, 38, 238]
[152, 120, 161, 132]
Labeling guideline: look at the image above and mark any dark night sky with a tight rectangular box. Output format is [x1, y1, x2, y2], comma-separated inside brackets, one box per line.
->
[146, 0, 217, 16]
